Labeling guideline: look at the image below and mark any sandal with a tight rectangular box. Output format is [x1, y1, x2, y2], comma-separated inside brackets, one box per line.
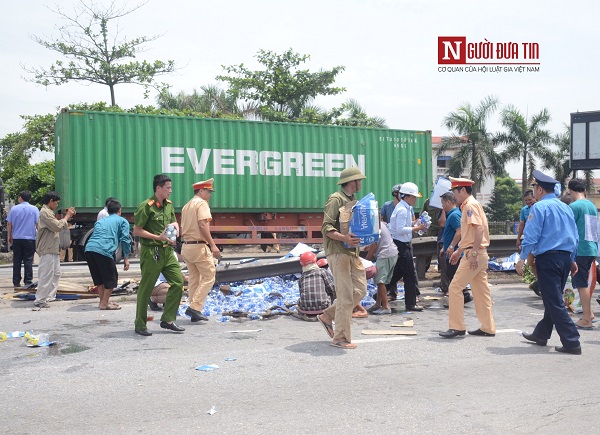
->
[317, 314, 334, 338]
[99, 305, 121, 310]
[331, 340, 357, 349]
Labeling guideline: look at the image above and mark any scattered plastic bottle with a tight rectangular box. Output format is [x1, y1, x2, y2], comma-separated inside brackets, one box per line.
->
[248, 313, 263, 320]
[216, 316, 231, 323]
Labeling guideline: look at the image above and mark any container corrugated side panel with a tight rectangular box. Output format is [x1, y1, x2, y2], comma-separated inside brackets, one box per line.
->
[56, 111, 431, 213]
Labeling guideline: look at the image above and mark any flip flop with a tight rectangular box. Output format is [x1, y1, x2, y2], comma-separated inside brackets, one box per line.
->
[99, 305, 121, 310]
[317, 315, 334, 338]
[331, 340, 357, 349]
[576, 324, 593, 330]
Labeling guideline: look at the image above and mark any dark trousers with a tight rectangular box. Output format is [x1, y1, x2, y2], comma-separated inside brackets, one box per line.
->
[386, 240, 419, 307]
[12, 239, 36, 287]
[533, 252, 580, 349]
[446, 257, 459, 286]
[438, 242, 449, 293]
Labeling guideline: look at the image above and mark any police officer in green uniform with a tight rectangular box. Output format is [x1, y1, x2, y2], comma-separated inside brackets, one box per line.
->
[133, 174, 185, 336]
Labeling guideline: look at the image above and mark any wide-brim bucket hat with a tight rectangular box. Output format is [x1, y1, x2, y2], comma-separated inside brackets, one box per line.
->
[337, 167, 367, 185]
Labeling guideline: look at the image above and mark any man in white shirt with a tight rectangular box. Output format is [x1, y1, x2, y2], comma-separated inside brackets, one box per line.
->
[387, 182, 427, 311]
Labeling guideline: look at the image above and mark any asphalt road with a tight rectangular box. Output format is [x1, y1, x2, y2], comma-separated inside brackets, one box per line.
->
[1, 262, 600, 434]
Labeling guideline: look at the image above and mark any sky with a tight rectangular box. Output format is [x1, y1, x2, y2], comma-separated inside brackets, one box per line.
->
[1, 0, 599, 178]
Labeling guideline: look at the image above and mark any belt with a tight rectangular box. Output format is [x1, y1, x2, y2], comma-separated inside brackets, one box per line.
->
[462, 247, 487, 251]
[183, 241, 206, 244]
[540, 250, 570, 255]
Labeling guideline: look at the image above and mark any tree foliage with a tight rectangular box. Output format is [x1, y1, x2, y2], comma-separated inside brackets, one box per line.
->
[216, 48, 347, 122]
[484, 176, 522, 222]
[23, 0, 175, 106]
[496, 106, 552, 196]
[4, 161, 55, 207]
[437, 95, 504, 195]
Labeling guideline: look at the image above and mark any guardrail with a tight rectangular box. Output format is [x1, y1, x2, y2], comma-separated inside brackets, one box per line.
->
[413, 235, 518, 279]
[214, 235, 519, 284]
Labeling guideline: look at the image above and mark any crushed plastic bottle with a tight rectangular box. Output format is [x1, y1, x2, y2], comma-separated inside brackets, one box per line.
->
[247, 313, 263, 320]
[216, 316, 231, 323]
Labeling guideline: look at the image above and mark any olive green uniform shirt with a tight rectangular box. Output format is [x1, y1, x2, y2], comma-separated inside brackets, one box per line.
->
[322, 187, 358, 256]
[134, 195, 176, 247]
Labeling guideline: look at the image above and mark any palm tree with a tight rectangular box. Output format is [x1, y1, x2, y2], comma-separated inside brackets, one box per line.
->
[437, 95, 504, 195]
[333, 99, 387, 128]
[157, 85, 258, 118]
[496, 106, 552, 196]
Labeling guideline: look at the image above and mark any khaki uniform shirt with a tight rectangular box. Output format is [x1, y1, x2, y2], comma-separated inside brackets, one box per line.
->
[181, 196, 212, 242]
[134, 195, 176, 247]
[322, 187, 358, 256]
[458, 195, 490, 249]
[36, 205, 70, 255]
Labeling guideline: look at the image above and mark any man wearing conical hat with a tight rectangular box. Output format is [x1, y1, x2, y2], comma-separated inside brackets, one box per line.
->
[317, 167, 367, 349]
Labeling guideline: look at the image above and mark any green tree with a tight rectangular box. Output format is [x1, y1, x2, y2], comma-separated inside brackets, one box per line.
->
[496, 106, 552, 196]
[23, 0, 175, 106]
[437, 95, 504, 195]
[216, 48, 346, 122]
[484, 176, 521, 222]
[4, 161, 55, 207]
[332, 99, 387, 128]
[156, 85, 257, 119]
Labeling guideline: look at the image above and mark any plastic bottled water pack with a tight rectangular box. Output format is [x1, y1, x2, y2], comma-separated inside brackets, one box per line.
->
[177, 275, 403, 320]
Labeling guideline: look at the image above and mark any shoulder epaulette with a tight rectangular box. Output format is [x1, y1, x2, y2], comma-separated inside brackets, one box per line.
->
[147, 199, 155, 206]
[165, 199, 172, 204]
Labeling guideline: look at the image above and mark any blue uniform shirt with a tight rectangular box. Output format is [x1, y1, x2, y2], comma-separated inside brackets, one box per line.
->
[85, 214, 131, 259]
[519, 204, 531, 221]
[520, 193, 578, 262]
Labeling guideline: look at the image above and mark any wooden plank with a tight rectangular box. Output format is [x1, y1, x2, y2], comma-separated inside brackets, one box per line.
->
[361, 330, 417, 335]
[391, 320, 414, 327]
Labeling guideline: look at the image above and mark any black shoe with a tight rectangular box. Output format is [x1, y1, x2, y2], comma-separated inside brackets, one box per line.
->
[555, 345, 582, 355]
[468, 328, 495, 337]
[406, 305, 424, 312]
[160, 321, 185, 332]
[135, 329, 152, 336]
[522, 332, 547, 346]
[463, 292, 473, 303]
[185, 307, 208, 322]
[149, 301, 163, 312]
[529, 281, 541, 297]
[439, 329, 466, 338]
[387, 292, 397, 301]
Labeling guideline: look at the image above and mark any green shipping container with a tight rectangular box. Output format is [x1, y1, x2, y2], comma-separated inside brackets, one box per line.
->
[55, 110, 432, 214]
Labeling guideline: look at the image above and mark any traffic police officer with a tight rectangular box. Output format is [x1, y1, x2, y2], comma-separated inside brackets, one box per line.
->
[181, 178, 221, 323]
[440, 177, 496, 338]
[516, 170, 581, 354]
[133, 174, 185, 336]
